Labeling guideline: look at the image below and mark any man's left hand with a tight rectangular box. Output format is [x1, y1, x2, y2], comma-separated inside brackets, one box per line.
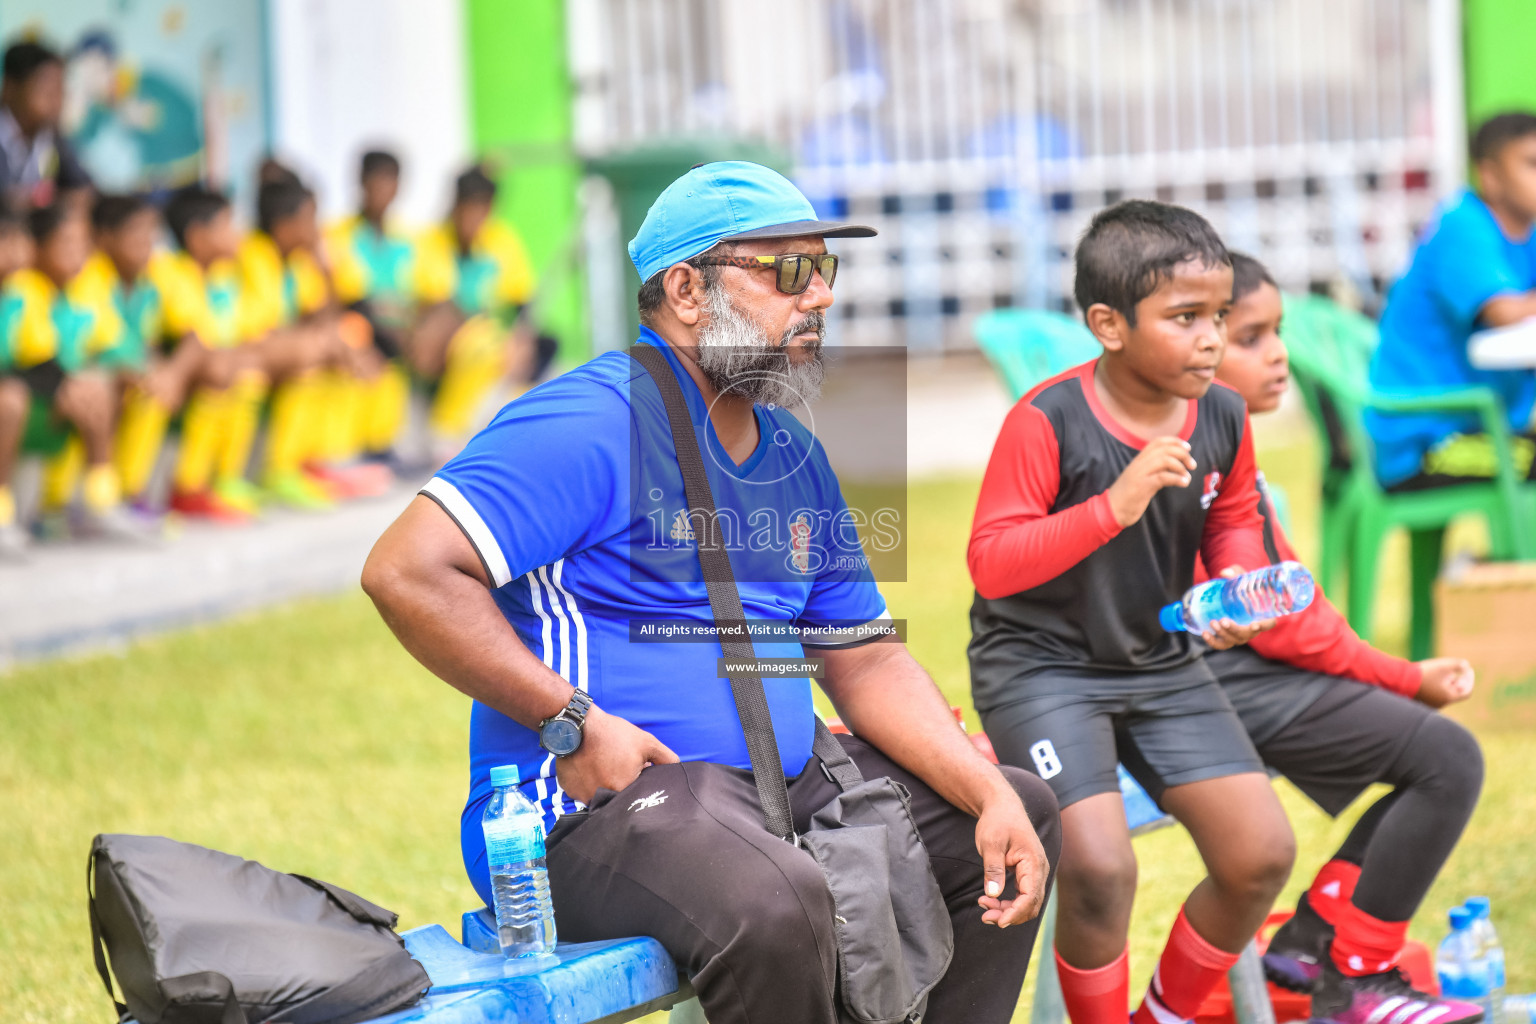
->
[974, 790, 1050, 928]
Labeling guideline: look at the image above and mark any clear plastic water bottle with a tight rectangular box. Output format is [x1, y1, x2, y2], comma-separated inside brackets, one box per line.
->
[1439, 906, 1493, 1022]
[1159, 561, 1316, 634]
[1467, 897, 1507, 1024]
[1504, 996, 1536, 1024]
[482, 764, 556, 959]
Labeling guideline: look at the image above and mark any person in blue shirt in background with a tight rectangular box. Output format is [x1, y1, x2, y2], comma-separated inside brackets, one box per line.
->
[362, 162, 1059, 1024]
[1369, 112, 1536, 488]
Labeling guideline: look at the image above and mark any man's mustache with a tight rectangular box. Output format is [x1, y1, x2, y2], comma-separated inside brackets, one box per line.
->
[778, 311, 826, 348]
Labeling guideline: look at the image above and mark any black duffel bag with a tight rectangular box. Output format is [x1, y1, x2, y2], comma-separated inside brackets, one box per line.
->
[88, 834, 430, 1024]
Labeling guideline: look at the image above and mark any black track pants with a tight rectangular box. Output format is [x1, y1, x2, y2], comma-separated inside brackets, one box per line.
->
[1254, 680, 1484, 921]
[543, 734, 1062, 1024]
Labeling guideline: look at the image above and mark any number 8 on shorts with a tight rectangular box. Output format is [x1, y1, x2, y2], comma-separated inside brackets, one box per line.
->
[1029, 739, 1063, 780]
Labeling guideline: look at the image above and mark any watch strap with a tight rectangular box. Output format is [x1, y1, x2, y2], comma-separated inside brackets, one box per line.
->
[542, 688, 591, 730]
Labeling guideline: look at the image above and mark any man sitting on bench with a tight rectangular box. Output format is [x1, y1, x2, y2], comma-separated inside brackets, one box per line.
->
[363, 161, 1060, 1024]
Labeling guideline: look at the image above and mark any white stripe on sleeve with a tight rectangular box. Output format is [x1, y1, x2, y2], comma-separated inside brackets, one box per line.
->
[421, 477, 512, 588]
[799, 602, 894, 649]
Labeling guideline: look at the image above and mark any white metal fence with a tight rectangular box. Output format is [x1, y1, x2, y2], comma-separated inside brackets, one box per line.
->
[568, 0, 1463, 351]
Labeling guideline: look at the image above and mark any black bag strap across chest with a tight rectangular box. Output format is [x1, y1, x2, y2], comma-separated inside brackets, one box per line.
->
[629, 343, 862, 841]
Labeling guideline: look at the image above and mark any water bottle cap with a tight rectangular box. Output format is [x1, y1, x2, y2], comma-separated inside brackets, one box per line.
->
[489, 764, 521, 789]
[1449, 907, 1473, 930]
[1281, 561, 1317, 613]
[1465, 896, 1491, 918]
[1158, 602, 1185, 632]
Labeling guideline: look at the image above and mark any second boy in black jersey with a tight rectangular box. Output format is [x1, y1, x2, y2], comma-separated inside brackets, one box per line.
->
[968, 202, 1292, 1024]
[1191, 254, 1484, 1024]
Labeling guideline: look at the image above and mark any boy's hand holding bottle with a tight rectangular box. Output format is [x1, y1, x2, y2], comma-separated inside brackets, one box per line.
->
[1200, 565, 1279, 651]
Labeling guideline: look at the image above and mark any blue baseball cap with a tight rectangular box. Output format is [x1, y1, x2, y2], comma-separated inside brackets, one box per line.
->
[628, 161, 876, 284]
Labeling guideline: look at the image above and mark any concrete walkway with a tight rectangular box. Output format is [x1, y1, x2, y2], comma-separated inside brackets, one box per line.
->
[0, 481, 423, 668]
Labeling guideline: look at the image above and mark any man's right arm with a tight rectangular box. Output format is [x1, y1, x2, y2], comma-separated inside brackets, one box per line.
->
[361, 495, 677, 803]
[362, 495, 575, 726]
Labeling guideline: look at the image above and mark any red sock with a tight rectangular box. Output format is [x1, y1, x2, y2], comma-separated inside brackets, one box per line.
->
[1330, 901, 1409, 977]
[1307, 860, 1362, 926]
[1133, 907, 1241, 1024]
[1057, 947, 1130, 1024]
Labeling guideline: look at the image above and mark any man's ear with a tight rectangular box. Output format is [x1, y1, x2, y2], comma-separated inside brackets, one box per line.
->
[664, 263, 708, 327]
[1084, 303, 1127, 353]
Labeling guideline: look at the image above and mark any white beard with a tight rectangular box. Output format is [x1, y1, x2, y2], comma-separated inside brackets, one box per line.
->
[695, 284, 826, 409]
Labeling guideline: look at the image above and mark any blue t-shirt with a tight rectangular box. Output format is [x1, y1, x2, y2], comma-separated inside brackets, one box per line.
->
[425, 331, 889, 847]
[1368, 190, 1536, 485]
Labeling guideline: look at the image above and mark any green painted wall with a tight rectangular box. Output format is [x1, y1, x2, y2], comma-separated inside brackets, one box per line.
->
[462, 0, 587, 360]
[1464, 0, 1536, 126]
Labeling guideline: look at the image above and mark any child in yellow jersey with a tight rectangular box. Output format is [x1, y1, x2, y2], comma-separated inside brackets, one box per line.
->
[324, 150, 411, 467]
[0, 203, 34, 557]
[0, 204, 155, 543]
[327, 150, 413, 352]
[410, 165, 554, 450]
[239, 178, 333, 508]
[156, 186, 267, 523]
[240, 178, 390, 507]
[78, 195, 212, 509]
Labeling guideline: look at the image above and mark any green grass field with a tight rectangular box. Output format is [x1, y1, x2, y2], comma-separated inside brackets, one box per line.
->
[3, 421, 1533, 1023]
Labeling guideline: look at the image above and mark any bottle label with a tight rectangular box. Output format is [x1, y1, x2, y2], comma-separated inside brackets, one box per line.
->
[484, 819, 546, 866]
[1186, 580, 1227, 631]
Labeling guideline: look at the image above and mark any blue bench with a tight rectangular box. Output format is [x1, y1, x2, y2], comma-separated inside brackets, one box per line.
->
[365, 910, 695, 1024]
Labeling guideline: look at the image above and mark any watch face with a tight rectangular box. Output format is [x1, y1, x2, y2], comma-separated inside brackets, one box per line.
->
[541, 718, 582, 756]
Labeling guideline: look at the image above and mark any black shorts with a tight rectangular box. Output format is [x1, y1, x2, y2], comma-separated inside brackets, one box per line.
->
[17, 359, 65, 403]
[1208, 645, 1333, 746]
[979, 660, 1265, 810]
[1207, 646, 1435, 816]
[347, 298, 405, 361]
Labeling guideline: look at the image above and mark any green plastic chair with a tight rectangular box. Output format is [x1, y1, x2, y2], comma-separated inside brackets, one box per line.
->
[1280, 293, 1535, 658]
[973, 308, 1102, 402]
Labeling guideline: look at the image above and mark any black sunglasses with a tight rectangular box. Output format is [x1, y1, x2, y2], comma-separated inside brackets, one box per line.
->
[690, 253, 839, 294]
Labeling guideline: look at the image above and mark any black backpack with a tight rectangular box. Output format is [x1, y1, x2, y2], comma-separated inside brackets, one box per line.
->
[88, 834, 430, 1024]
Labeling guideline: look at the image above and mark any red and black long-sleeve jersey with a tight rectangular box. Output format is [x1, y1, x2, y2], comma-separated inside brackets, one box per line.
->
[967, 360, 1271, 708]
[1193, 474, 1420, 697]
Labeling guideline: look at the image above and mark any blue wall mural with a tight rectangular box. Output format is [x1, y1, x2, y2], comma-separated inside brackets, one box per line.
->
[0, 0, 269, 206]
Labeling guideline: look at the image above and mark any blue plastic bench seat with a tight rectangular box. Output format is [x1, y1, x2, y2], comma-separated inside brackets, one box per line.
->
[1117, 764, 1168, 835]
[365, 913, 690, 1024]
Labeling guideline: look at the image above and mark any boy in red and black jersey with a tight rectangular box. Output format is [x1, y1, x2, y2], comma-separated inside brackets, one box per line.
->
[1191, 254, 1483, 1024]
[969, 201, 1292, 1024]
